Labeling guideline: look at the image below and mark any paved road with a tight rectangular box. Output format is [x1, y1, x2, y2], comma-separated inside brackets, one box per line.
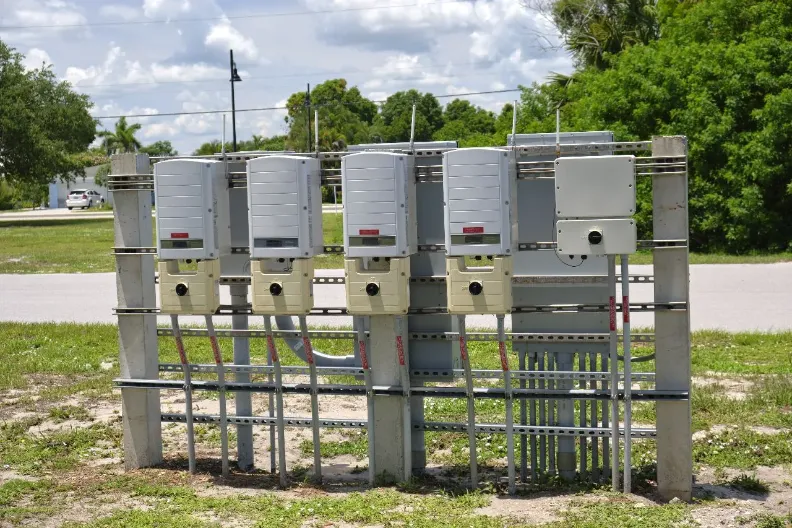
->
[1, 264, 789, 331]
[0, 205, 342, 223]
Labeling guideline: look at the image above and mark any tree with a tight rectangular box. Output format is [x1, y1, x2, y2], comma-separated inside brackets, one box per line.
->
[192, 140, 233, 156]
[375, 90, 444, 143]
[237, 135, 287, 152]
[559, 0, 792, 252]
[284, 79, 376, 151]
[140, 140, 178, 157]
[526, 0, 661, 69]
[0, 41, 96, 187]
[96, 117, 142, 154]
[433, 99, 496, 143]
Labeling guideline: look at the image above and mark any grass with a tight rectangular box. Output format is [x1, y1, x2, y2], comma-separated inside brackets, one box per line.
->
[0, 213, 344, 274]
[300, 429, 368, 459]
[692, 428, 792, 470]
[3, 213, 792, 273]
[722, 473, 770, 494]
[49, 404, 93, 423]
[0, 417, 121, 474]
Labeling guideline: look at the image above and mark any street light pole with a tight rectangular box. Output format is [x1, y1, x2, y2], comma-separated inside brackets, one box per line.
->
[229, 49, 242, 152]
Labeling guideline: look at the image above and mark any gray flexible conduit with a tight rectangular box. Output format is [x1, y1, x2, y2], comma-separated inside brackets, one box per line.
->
[274, 315, 360, 367]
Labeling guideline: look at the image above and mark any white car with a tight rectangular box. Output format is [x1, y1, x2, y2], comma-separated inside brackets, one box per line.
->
[66, 189, 104, 210]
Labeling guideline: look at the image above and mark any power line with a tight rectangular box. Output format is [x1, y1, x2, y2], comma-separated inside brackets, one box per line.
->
[0, 0, 466, 30]
[93, 88, 521, 119]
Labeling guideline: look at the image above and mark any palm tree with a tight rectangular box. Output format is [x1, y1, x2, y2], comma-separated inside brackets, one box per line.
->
[96, 117, 142, 155]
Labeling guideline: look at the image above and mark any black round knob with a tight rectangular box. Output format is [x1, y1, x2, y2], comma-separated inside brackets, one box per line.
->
[175, 283, 188, 297]
[269, 283, 283, 296]
[588, 230, 603, 245]
[365, 283, 380, 296]
[468, 281, 484, 296]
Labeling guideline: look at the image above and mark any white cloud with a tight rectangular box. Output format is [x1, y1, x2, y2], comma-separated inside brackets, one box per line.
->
[21, 47, 52, 70]
[142, 0, 191, 18]
[13, 2, 86, 27]
[99, 5, 141, 21]
[63, 45, 230, 89]
[204, 18, 259, 61]
[368, 54, 453, 87]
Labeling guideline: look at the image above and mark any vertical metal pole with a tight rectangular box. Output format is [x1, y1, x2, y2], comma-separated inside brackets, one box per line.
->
[497, 315, 515, 494]
[229, 50, 237, 152]
[205, 316, 229, 478]
[653, 136, 692, 501]
[602, 348, 610, 481]
[548, 352, 556, 474]
[621, 255, 632, 493]
[395, 316, 412, 482]
[299, 314, 322, 482]
[264, 316, 287, 487]
[357, 325, 376, 487]
[314, 109, 320, 155]
[579, 352, 587, 477]
[171, 315, 196, 474]
[306, 83, 311, 153]
[409, 104, 416, 152]
[590, 350, 599, 480]
[266, 330, 276, 474]
[608, 255, 619, 491]
[538, 352, 546, 474]
[231, 285, 253, 471]
[556, 349, 575, 480]
[458, 315, 477, 488]
[518, 348, 527, 483]
[529, 351, 537, 482]
[113, 153, 161, 470]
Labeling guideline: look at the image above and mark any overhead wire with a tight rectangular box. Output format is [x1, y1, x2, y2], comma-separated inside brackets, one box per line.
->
[0, 0, 467, 30]
[93, 88, 522, 119]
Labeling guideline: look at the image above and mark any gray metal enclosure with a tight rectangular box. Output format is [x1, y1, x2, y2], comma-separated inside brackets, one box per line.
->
[110, 134, 691, 500]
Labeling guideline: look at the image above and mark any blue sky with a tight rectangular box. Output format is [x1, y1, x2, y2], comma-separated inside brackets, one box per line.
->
[0, 0, 573, 154]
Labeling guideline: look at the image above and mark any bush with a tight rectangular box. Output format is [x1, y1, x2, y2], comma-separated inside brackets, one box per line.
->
[0, 180, 16, 210]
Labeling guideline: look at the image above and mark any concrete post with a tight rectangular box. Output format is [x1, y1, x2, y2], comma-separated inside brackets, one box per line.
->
[113, 153, 162, 469]
[555, 350, 576, 480]
[652, 136, 692, 501]
[370, 315, 411, 481]
[231, 284, 254, 471]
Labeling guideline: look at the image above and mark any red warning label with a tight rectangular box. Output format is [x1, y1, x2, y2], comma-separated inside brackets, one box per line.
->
[463, 226, 484, 234]
[359, 229, 379, 235]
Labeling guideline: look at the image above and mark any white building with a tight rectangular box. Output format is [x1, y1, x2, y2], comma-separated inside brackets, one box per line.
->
[48, 165, 113, 209]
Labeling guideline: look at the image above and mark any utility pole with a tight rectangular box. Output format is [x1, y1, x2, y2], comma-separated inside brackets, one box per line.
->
[305, 83, 312, 153]
[229, 49, 242, 152]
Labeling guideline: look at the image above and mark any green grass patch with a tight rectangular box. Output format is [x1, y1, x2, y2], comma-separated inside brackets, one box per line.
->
[547, 499, 694, 528]
[300, 429, 368, 459]
[0, 219, 116, 273]
[743, 513, 792, 528]
[49, 404, 93, 423]
[0, 418, 121, 475]
[721, 473, 770, 494]
[693, 428, 792, 470]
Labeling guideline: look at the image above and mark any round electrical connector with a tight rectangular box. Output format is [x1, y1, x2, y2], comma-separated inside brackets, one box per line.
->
[365, 283, 380, 296]
[175, 283, 189, 297]
[269, 283, 283, 296]
[588, 230, 603, 245]
[468, 281, 484, 296]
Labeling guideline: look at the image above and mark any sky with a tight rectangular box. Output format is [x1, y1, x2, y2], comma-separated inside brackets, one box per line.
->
[0, 0, 573, 154]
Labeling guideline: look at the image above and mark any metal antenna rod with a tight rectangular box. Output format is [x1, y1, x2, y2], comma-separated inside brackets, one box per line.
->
[622, 255, 633, 493]
[608, 255, 620, 491]
[171, 314, 196, 474]
[511, 99, 518, 149]
[205, 316, 230, 478]
[458, 315, 478, 488]
[299, 314, 322, 483]
[555, 107, 561, 158]
[409, 104, 417, 152]
[314, 109, 320, 156]
[498, 314, 516, 494]
[264, 316, 288, 487]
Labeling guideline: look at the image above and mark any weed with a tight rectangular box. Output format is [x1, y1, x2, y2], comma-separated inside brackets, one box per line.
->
[693, 428, 792, 470]
[724, 473, 770, 494]
[49, 404, 92, 423]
